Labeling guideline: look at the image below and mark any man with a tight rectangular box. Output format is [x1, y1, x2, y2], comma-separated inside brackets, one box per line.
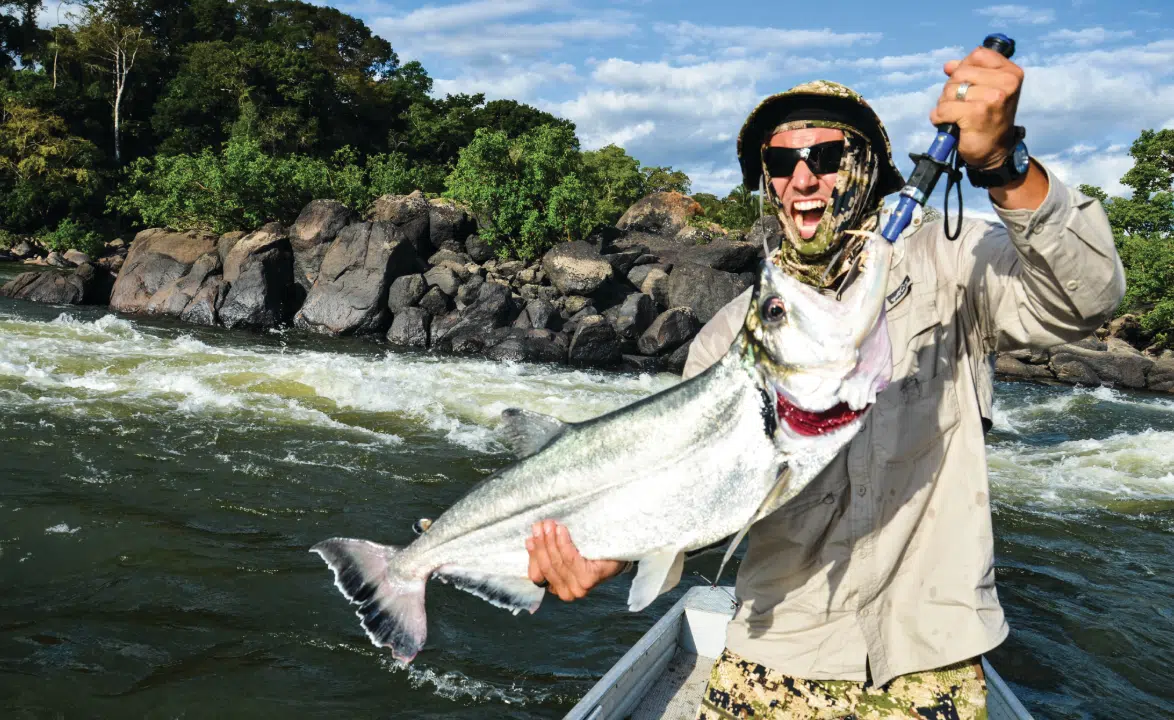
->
[526, 47, 1125, 717]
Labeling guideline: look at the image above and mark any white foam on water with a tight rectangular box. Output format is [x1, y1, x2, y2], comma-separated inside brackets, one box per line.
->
[44, 524, 79, 535]
[0, 312, 677, 453]
[990, 428, 1174, 509]
[393, 660, 563, 706]
[994, 384, 1174, 436]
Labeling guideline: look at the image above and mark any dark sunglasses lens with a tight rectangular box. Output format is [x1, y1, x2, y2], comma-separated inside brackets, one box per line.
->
[764, 141, 844, 177]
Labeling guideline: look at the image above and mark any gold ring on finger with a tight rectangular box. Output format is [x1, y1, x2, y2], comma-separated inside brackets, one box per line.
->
[955, 82, 972, 102]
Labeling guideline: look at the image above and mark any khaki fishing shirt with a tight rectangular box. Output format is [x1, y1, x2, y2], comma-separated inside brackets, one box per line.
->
[682, 166, 1125, 687]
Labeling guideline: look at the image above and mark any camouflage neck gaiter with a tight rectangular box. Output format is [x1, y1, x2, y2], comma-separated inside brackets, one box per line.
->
[761, 120, 884, 289]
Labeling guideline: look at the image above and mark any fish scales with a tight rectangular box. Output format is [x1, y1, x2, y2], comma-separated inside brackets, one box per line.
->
[312, 233, 895, 663]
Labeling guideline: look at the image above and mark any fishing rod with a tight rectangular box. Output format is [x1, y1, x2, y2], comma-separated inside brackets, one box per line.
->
[880, 33, 1017, 244]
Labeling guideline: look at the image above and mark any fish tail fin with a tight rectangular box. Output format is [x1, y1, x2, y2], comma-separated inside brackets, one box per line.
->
[311, 538, 427, 663]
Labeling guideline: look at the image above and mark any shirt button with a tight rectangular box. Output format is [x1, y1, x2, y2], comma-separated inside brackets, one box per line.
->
[1066, 280, 1080, 291]
[1032, 224, 1045, 235]
[823, 493, 835, 505]
[857, 486, 867, 497]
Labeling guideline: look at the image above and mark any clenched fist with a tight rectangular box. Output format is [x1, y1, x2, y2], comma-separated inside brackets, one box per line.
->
[930, 46, 1025, 170]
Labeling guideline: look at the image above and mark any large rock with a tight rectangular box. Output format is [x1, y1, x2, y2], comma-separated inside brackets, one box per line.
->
[677, 241, 759, 273]
[387, 307, 431, 348]
[290, 200, 356, 291]
[629, 265, 671, 309]
[146, 251, 223, 317]
[465, 234, 495, 264]
[995, 353, 1055, 381]
[1049, 338, 1155, 389]
[63, 249, 91, 266]
[294, 222, 416, 335]
[664, 339, 694, 374]
[424, 266, 461, 297]
[10, 240, 38, 260]
[667, 263, 751, 323]
[220, 223, 297, 329]
[1149, 351, 1174, 393]
[607, 293, 656, 346]
[513, 299, 558, 331]
[745, 215, 783, 256]
[368, 190, 432, 255]
[0, 263, 109, 305]
[542, 241, 614, 296]
[432, 282, 518, 352]
[568, 315, 622, 367]
[387, 274, 428, 313]
[110, 229, 219, 314]
[638, 307, 699, 356]
[418, 286, 453, 318]
[617, 192, 703, 237]
[218, 231, 246, 265]
[179, 275, 228, 326]
[428, 199, 477, 253]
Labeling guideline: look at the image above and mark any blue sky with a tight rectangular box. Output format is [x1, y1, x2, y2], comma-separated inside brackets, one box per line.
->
[312, 0, 1172, 216]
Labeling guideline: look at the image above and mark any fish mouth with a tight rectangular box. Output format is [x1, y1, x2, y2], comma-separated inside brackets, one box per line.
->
[776, 395, 867, 436]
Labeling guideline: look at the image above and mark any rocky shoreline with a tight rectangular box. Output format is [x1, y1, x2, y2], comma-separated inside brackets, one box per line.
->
[3, 191, 1172, 394]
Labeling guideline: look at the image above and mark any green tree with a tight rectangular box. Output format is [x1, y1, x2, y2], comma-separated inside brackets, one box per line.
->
[444, 124, 594, 261]
[641, 164, 691, 194]
[0, 97, 100, 231]
[582, 143, 645, 225]
[1081, 129, 1174, 344]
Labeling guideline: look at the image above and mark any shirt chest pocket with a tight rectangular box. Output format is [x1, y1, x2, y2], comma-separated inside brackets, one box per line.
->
[870, 291, 961, 466]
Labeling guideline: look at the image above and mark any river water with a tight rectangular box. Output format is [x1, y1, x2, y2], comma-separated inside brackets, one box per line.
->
[1, 263, 1171, 719]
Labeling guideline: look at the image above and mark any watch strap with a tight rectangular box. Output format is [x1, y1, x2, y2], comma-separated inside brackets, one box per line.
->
[966, 126, 1028, 189]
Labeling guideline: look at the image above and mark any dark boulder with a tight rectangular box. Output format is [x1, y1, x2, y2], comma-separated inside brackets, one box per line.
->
[63, 249, 91, 266]
[607, 293, 656, 347]
[584, 224, 622, 254]
[519, 284, 559, 303]
[628, 263, 672, 289]
[0, 263, 110, 305]
[664, 339, 694, 374]
[745, 215, 783, 256]
[562, 307, 599, 336]
[368, 190, 432, 255]
[667, 263, 751, 323]
[387, 307, 431, 348]
[432, 282, 517, 352]
[10, 240, 38, 260]
[294, 222, 416, 335]
[388, 274, 428, 313]
[1149, 352, 1174, 393]
[568, 315, 622, 367]
[995, 354, 1055, 381]
[428, 199, 477, 253]
[617, 192, 703, 237]
[179, 275, 228, 326]
[220, 223, 297, 329]
[513, 298, 558, 330]
[678, 240, 759, 273]
[218, 231, 246, 265]
[638, 307, 700, 356]
[465, 234, 494, 264]
[290, 200, 356, 291]
[621, 354, 662, 374]
[45, 251, 70, 268]
[110, 229, 219, 314]
[542, 241, 614, 295]
[603, 248, 646, 277]
[146, 251, 223, 317]
[456, 276, 486, 308]
[418, 286, 453, 318]
[1049, 338, 1154, 390]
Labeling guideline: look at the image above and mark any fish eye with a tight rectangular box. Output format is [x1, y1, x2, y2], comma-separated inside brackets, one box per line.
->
[761, 297, 786, 323]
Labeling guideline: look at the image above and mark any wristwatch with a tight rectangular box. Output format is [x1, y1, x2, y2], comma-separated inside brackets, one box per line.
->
[966, 126, 1029, 189]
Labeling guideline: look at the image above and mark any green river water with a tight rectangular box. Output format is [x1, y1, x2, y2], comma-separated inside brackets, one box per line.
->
[1, 263, 1171, 719]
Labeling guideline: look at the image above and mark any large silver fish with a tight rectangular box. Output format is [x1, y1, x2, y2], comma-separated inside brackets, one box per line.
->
[312, 233, 894, 663]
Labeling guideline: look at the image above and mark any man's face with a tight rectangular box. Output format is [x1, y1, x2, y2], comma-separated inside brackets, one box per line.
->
[768, 127, 845, 241]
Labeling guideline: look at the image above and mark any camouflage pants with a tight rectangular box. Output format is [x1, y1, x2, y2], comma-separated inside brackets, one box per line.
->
[695, 649, 987, 720]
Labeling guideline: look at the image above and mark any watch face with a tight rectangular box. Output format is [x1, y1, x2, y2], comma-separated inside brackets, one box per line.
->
[1013, 142, 1030, 174]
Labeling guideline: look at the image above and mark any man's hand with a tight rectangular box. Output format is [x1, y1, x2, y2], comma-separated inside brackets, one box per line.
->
[526, 520, 627, 602]
[930, 46, 1023, 170]
[931, 45, 1048, 211]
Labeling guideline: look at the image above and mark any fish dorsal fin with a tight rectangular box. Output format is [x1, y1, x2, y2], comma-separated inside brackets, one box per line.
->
[713, 464, 793, 585]
[498, 408, 568, 459]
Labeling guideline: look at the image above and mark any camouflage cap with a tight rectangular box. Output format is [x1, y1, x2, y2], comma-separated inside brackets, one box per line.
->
[737, 80, 905, 197]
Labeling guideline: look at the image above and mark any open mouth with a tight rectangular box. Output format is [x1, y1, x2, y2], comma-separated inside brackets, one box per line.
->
[777, 395, 866, 436]
[790, 198, 827, 238]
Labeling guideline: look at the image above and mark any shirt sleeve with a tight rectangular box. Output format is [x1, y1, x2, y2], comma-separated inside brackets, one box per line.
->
[682, 288, 753, 379]
[941, 163, 1126, 353]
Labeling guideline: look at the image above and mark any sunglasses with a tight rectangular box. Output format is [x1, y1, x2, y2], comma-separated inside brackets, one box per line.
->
[763, 140, 845, 178]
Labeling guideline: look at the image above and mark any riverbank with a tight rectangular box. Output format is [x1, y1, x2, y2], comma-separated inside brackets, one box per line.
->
[1, 300, 1171, 718]
[3, 191, 1172, 393]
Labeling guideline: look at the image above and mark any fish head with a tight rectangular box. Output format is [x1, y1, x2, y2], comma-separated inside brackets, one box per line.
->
[743, 232, 893, 437]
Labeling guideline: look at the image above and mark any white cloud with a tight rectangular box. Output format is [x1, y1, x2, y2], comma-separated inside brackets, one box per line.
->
[387, 0, 560, 34]
[841, 46, 963, 72]
[379, 18, 637, 61]
[1037, 144, 1134, 197]
[654, 22, 881, 53]
[1041, 27, 1134, 47]
[591, 57, 764, 92]
[433, 63, 578, 101]
[975, 4, 1057, 25]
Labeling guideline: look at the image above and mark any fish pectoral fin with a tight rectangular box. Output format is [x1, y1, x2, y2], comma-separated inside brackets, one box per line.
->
[434, 567, 544, 616]
[498, 408, 568, 459]
[714, 464, 793, 586]
[627, 549, 685, 612]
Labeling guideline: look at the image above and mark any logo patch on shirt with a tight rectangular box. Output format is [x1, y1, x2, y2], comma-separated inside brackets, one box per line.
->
[886, 275, 912, 310]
